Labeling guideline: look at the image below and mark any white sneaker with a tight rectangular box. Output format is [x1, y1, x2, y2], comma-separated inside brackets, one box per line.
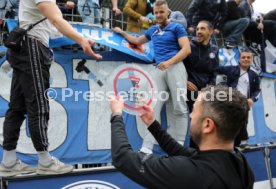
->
[0, 159, 36, 177]
[37, 157, 73, 175]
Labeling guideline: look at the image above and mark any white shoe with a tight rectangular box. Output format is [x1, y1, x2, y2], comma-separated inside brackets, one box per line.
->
[37, 157, 73, 175]
[0, 159, 36, 177]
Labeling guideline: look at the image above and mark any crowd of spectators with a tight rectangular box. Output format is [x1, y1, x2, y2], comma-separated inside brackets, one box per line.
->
[0, 0, 274, 148]
[0, 0, 273, 183]
[1, 0, 276, 48]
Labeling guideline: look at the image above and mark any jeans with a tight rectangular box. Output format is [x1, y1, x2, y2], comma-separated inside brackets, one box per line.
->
[223, 18, 250, 42]
[78, 0, 101, 24]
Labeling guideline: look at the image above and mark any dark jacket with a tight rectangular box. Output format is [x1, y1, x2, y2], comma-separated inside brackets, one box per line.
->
[111, 116, 255, 189]
[238, 0, 259, 26]
[186, 0, 227, 30]
[226, 0, 243, 21]
[264, 9, 276, 21]
[184, 38, 219, 89]
[239, 0, 252, 19]
[217, 65, 261, 102]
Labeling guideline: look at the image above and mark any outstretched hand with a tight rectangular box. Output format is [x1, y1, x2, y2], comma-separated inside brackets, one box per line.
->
[80, 38, 102, 59]
[139, 104, 155, 127]
[112, 27, 124, 34]
[109, 95, 124, 114]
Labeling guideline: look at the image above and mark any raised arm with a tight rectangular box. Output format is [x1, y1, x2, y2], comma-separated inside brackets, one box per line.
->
[109, 96, 197, 188]
[123, 0, 141, 20]
[111, 115, 198, 189]
[111, 0, 122, 16]
[113, 27, 148, 45]
[37, 1, 102, 59]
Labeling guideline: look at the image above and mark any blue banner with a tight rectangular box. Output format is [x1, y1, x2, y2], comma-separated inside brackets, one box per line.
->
[1, 48, 276, 166]
[7, 168, 144, 189]
[5, 19, 155, 62]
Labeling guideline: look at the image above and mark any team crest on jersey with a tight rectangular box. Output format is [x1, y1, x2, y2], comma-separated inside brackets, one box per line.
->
[209, 52, 216, 59]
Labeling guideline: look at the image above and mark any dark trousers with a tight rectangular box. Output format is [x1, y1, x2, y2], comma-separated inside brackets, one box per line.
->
[234, 124, 249, 146]
[3, 37, 52, 151]
[186, 90, 199, 113]
[187, 90, 199, 148]
[244, 20, 276, 47]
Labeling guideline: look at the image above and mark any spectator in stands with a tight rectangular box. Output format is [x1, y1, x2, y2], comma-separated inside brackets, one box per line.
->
[57, 0, 76, 13]
[217, 49, 261, 147]
[111, 0, 121, 16]
[0, 0, 102, 177]
[184, 20, 218, 112]
[57, 0, 82, 21]
[239, 0, 276, 48]
[113, 0, 191, 154]
[0, 0, 19, 19]
[123, 0, 155, 33]
[78, 0, 121, 25]
[223, 0, 250, 48]
[78, 0, 101, 25]
[168, 9, 187, 28]
[186, 0, 227, 36]
[109, 85, 254, 189]
[264, 9, 276, 22]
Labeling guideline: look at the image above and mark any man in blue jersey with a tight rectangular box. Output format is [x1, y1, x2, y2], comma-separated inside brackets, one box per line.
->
[113, 0, 191, 154]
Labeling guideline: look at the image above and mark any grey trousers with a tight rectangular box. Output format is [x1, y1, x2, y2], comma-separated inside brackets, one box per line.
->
[141, 62, 189, 151]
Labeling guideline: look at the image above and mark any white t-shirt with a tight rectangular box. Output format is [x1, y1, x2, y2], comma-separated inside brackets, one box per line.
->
[19, 0, 55, 46]
[237, 68, 249, 98]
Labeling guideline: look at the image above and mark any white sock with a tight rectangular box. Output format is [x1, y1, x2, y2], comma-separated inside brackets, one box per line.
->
[140, 147, 153, 154]
[177, 140, 184, 146]
[2, 150, 17, 167]
[37, 151, 52, 166]
[241, 140, 248, 145]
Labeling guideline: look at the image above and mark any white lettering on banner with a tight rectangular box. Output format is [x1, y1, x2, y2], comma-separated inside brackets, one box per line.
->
[75, 26, 118, 46]
[0, 62, 68, 154]
[265, 40, 276, 73]
[90, 30, 101, 41]
[79, 28, 89, 36]
[261, 78, 276, 132]
[247, 106, 256, 137]
[1, 59, 276, 153]
[73, 60, 122, 150]
[73, 60, 157, 150]
[101, 31, 118, 46]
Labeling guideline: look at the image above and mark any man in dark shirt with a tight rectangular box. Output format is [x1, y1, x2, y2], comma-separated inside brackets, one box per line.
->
[109, 85, 254, 189]
[239, 0, 276, 48]
[223, 0, 250, 48]
[184, 20, 218, 112]
[264, 9, 276, 22]
[186, 0, 227, 35]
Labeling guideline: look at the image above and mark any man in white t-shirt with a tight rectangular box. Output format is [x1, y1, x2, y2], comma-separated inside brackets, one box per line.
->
[217, 49, 261, 146]
[0, 0, 102, 177]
